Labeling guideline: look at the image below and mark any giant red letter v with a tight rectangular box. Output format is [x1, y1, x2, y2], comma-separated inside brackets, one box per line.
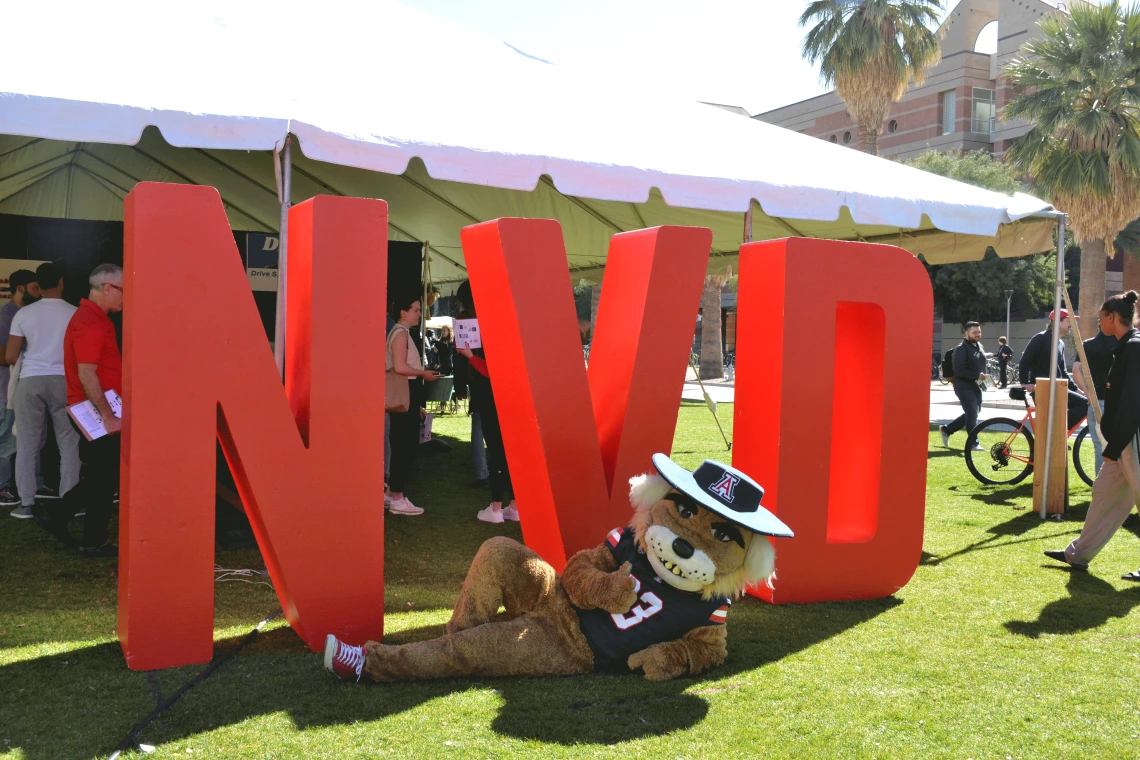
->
[461, 219, 711, 569]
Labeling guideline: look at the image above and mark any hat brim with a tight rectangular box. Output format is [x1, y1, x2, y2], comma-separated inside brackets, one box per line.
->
[652, 454, 793, 538]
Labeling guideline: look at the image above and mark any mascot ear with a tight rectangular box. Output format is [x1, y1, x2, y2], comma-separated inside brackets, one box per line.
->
[743, 534, 776, 587]
[629, 473, 672, 512]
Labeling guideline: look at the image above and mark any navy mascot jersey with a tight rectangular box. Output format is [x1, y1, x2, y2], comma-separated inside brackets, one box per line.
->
[576, 527, 731, 671]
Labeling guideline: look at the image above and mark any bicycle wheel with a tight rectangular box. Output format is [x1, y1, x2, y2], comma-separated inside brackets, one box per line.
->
[966, 417, 1035, 485]
[1072, 426, 1096, 487]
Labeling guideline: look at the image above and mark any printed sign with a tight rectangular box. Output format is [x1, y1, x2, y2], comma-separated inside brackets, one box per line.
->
[454, 318, 481, 350]
[246, 233, 279, 292]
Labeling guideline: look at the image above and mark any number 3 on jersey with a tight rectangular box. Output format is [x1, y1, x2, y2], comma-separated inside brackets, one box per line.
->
[612, 576, 663, 630]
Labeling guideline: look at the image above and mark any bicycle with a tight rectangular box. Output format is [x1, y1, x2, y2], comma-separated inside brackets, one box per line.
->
[964, 386, 1096, 487]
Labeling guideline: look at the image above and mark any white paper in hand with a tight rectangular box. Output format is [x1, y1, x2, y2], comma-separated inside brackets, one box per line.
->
[68, 390, 122, 441]
[454, 319, 481, 350]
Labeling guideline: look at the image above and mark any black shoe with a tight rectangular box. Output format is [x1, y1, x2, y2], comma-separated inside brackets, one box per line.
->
[1044, 549, 1088, 570]
[78, 542, 117, 558]
[35, 487, 60, 500]
[32, 506, 77, 548]
[0, 487, 19, 506]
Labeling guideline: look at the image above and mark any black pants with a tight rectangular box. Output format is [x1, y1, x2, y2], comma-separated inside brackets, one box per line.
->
[44, 425, 119, 548]
[387, 409, 421, 493]
[998, 358, 1009, 388]
[480, 404, 513, 503]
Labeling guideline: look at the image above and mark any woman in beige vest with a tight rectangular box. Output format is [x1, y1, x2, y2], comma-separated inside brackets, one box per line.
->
[386, 296, 440, 515]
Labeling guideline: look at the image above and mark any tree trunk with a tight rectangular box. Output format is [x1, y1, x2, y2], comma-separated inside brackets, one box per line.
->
[699, 284, 723, 380]
[857, 124, 879, 155]
[1076, 237, 1107, 338]
[1123, 251, 1140, 297]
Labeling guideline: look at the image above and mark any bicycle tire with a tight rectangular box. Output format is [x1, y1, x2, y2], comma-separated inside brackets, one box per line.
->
[1073, 425, 1096, 487]
[966, 417, 1035, 486]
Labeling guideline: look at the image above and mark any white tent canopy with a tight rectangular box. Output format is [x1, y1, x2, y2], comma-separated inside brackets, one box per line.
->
[0, 0, 1055, 284]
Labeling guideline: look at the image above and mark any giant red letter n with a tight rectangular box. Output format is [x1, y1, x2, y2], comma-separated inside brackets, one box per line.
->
[734, 238, 932, 603]
[119, 184, 388, 670]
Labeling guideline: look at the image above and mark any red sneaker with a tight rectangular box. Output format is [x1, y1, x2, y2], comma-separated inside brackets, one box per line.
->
[323, 634, 365, 682]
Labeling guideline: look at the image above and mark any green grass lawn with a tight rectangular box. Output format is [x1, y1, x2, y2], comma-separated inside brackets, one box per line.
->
[3, 402, 1140, 759]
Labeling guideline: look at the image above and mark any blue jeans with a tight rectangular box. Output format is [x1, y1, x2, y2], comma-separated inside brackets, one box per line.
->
[946, 381, 982, 438]
[471, 412, 489, 481]
[1090, 401, 1106, 476]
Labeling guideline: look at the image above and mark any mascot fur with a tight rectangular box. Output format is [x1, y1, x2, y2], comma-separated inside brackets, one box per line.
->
[324, 454, 792, 682]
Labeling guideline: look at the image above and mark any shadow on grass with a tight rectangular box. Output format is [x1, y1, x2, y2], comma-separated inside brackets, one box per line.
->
[922, 508, 1072, 567]
[0, 597, 897, 758]
[1005, 571, 1140, 638]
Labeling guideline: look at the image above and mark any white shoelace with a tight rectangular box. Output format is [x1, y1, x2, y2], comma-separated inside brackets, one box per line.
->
[338, 643, 365, 681]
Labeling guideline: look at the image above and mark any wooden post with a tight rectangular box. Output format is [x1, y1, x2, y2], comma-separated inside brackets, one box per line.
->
[1033, 378, 1069, 515]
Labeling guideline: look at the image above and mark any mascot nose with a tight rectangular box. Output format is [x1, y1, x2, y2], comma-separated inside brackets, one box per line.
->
[672, 537, 695, 559]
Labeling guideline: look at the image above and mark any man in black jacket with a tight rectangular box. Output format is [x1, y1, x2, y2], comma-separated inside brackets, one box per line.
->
[1043, 294, 1140, 574]
[1018, 309, 1087, 429]
[940, 322, 987, 450]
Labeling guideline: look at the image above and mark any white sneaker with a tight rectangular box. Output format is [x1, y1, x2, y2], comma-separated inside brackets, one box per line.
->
[939, 425, 950, 447]
[383, 492, 395, 507]
[387, 497, 424, 516]
[502, 504, 520, 522]
[971, 442, 985, 451]
[477, 505, 504, 524]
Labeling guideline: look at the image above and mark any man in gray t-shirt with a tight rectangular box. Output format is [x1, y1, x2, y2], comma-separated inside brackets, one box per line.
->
[0, 269, 40, 509]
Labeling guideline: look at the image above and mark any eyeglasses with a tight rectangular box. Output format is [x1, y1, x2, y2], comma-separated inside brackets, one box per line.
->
[108, 284, 124, 293]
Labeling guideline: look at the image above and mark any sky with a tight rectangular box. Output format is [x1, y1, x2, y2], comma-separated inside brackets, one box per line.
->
[399, 0, 967, 116]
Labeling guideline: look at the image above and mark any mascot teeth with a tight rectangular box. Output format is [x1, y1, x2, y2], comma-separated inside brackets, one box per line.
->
[672, 566, 682, 576]
[664, 561, 674, 569]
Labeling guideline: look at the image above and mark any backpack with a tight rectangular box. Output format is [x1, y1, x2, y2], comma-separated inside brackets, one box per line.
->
[941, 348, 955, 380]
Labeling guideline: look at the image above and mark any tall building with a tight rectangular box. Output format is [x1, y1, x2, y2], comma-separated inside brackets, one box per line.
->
[753, 0, 1069, 161]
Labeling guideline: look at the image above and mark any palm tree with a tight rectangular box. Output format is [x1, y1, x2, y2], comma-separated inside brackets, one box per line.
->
[800, 0, 944, 155]
[699, 267, 732, 380]
[1004, 0, 1140, 332]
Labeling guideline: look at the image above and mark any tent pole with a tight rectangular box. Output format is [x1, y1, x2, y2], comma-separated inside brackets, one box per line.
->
[1039, 214, 1066, 519]
[273, 136, 292, 379]
[421, 241, 431, 366]
[744, 201, 753, 244]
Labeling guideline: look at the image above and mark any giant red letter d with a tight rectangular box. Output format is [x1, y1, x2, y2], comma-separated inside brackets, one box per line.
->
[734, 237, 932, 603]
[119, 184, 388, 670]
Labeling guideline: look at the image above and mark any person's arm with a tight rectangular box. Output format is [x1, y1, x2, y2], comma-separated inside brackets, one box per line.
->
[455, 346, 489, 377]
[77, 363, 119, 434]
[391, 331, 437, 380]
[1019, 335, 1041, 385]
[1071, 360, 1089, 396]
[1102, 346, 1140, 461]
[4, 335, 22, 368]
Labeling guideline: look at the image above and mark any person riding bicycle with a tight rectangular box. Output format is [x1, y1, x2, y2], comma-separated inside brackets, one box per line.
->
[1017, 308, 1087, 431]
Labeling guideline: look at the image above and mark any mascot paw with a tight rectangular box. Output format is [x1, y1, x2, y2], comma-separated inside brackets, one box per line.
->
[600, 561, 639, 614]
[628, 643, 687, 681]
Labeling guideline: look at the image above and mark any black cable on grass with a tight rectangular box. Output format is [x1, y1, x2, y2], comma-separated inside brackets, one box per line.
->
[108, 607, 282, 759]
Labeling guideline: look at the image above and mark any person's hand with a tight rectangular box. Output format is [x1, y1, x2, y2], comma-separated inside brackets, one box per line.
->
[103, 415, 122, 435]
[456, 346, 473, 359]
[419, 407, 427, 420]
[422, 370, 441, 381]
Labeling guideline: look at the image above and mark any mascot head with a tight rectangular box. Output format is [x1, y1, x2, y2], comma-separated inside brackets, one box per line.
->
[628, 454, 793, 600]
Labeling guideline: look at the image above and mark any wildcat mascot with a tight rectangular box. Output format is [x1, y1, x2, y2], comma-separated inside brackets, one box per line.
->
[324, 454, 793, 682]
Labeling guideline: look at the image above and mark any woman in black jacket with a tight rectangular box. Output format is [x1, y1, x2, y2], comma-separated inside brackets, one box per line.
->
[453, 280, 517, 525]
[1044, 291, 1140, 577]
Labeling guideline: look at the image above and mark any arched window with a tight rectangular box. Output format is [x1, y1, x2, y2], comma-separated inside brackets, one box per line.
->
[842, 131, 852, 145]
[973, 20, 998, 55]
[887, 119, 899, 134]
[829, 135, 838, 143]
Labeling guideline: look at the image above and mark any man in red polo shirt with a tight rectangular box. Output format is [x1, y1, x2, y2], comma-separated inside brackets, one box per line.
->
[55, 263, 123, 557]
